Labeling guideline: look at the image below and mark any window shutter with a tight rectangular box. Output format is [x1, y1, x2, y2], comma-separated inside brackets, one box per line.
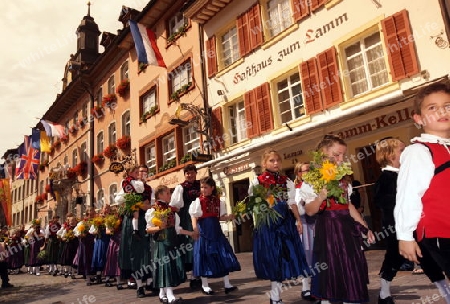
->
[206, 36, 217, 78]
[310, 0, 326, 13]
[175, 128, 184, 163]
[237, 13, 250, 57]
[292, 0, 310, 22]
[300, 58, 323, 115]
[255, 83, 273, 134]
[155, 138, 163, 173]
[317, 47, 343, 108]
[210, 107, 224, 152]
[244, 90, 259, 138]
[381, 9, 419, 81]
[248, 3, 263, 51]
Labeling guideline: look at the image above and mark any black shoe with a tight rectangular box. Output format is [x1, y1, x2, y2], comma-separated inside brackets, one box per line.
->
[202, 288, 214, 295]
[301, 290, 313, 301]
[378, 296, 395, 304]
[225, 286, 237, 294]
[145, 283, 153, 291]
[96, 275, 102, 284]
[1, 283, 14, 288]
[269, 299, 284, 304]
[64, 272, 68, 278]
[52, 271, 58, 277]
[116, 284, 124, 290]
[189, 278, 201, 289]
[137, 286, 146, 298]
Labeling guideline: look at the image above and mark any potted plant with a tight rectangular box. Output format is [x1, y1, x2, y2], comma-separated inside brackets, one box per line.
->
[158, 159, 177, 173]
[92, 153, 105, 165]
[69, 125, 78, 134]
[103, 145, 118, 159]
[116, 79, 130, 97]
[180, 153, 192, 164]
[167, 24, 188, 44]
[116, 135, 131, 150]
[73, 161, 88, 177]
[45, 184, 51, 194]
[66, 168, 77, 180]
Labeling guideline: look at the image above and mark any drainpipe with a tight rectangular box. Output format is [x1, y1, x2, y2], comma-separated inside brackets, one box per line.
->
[89, 89, 95, 208]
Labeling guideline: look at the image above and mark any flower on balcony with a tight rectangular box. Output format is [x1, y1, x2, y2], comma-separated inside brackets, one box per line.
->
[35, 193, 47, 203]
[116, 79, 130, 97]
[91, 106, 104, 117]
[116, 135, 131, 150]
[92, 153, 105, 165]
[61, 136, 69, 144]
[45, 184, 51, 193]
[78, 117, 87, 128]
[180, 153, 192, 164]
[103, 145, 118, 159]
[102, 94, 117, 108]
[141, 106, 158, 122]
[159, 159, 177, 173]
[167, 24, 188, 44]
[52, 140, 61, 150]
[170, 82, 192, 101]
[69, 125, 78, 134]
[73, 161, 88, 177]
[66, 168, 77, 180]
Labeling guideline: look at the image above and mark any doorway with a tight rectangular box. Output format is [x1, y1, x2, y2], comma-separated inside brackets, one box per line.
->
[231, 179, 252, 253]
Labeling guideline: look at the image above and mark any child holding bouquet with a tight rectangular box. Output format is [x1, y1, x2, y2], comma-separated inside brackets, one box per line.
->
[300, 134, 375, 303]
[103, 205, 122, 288]
[189, 176, 241, 296]
[25, 219, 45, 276]
[146, 185, 192, 303]
[56, 214, 79, 279]
[90, 205, 111, 285]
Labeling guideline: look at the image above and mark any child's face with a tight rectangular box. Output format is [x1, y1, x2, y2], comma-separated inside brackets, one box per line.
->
[390, 142, 405, 168]
[414, 92, 450, 138]
[129, 168, 139, 179]
[200, 183, 214, 196]
[184, 170, 197, 183]
[264, 153, 281, 172]
[323, 143, 347, 164]
[296, 164, 310, 178]
[159, 189, 171, 202]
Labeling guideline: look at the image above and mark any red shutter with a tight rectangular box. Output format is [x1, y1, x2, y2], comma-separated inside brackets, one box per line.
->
[175, 127, 184, 164]
[381, 10, 419, 81]
[310, 0, 326, 12]
[300, 58, 323, 115]
[317, 47, 343, 108]
[206, 36, 217, 78]
[210, 107, 224, 152]
[292, 0, 310, 22]
[248, 3, 263, 51]
[255, 83, 273, 134]
[244, 90, 259, 138]
[237, 13, 250, 57]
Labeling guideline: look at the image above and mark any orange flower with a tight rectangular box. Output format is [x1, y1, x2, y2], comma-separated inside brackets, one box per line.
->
[151, 217, 163, 227]
[266, 194, 275, 207]
[319, 161, 337, 182]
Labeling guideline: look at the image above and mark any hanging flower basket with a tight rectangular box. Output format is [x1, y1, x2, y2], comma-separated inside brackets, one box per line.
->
[116, 135, 131, 150]
[73, 161, 88, 177]
[91, 106, 104, 117]
[61, 136, 69, 144]
[103, 145, 118, 159]
[69, 125, 78, 134]
[66, 168, 77, 180]
[78, 118, 87, 128]
[116, 79, 130, 97]
[35, 193, 46, 203]
[92, 153, 105, 165]
[102, 94, 117, 108]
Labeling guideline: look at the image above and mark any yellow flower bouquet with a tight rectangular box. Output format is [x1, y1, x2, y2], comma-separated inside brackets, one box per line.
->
[151, 205, 171, 228]
[302, 151, 353, 206]
[62, 229, 75, 242]
[76, 222, 88, 237]
[118, 193, 144, 217]
[104, 214, 121, 234]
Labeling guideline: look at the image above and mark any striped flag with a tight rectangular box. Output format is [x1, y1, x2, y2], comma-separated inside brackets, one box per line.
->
[15, 135, 40, 180]
[129, 20, 166, 68]
[40, 119, 67, 139]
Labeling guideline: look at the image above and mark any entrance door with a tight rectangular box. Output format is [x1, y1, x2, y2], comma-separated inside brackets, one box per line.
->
[231, 179, 252, 253]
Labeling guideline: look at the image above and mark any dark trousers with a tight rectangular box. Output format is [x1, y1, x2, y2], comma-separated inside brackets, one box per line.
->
[420, 237, 450, 279]
[0, 261, 9, 285]
[379, 230, 405, 281]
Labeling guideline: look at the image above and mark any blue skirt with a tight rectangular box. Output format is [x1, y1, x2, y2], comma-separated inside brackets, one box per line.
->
[253, 201, 310, 281]
[91, 232, 111, 270]
[193, 217, 241, 278]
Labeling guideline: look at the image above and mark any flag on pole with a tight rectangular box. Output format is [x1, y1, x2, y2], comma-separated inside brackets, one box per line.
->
[129, 20, 166, 68]
[15, 135, 40, 180]
[40, 120, 67, 139]
[40, 131, 51, 153]
[32, 128, 40, 150]
[0, 179, 12, 226]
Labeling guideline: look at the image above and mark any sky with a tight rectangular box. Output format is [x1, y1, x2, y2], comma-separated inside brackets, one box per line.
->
[0, 0, 149, 158]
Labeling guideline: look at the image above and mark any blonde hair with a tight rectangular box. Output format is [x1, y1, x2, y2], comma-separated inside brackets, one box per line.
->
[261, 148, 282, 169]
[294, 162, 309, 185]
[375, 137, 404, 168]
[154, 185, 169, 200]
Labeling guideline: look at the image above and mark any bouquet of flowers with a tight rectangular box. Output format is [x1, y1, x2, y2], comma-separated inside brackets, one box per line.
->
[151, 205, 172, 228]
[118, 193, 144, 217]
[233, 184, 286, 229]
[32, 218, 41, 226]
[302, 151, 353, 206]
[62, 229, 75, 242]
[75, 221, 88, 237]
[37, 249, 48, 263]
[104, 214, 121, 234]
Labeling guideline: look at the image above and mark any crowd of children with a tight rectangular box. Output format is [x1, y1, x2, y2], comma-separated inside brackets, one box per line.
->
[1, 82, 450, 303]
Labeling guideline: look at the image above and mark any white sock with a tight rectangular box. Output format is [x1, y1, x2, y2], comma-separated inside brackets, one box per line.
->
[321, 301, 331, 304]
[302, 277, 310, 292]
[270, 281, 282, 301]
[201, 277, 211, 291]
[136, 279, 143, 288]
[166, 287, 175, 302]
[146, 278, 152, 285]
[32, 266, 36, 274]
[223, 275, 233, 288]
[132, 218, 138, 230]
[380, 278, 391, 299]
[435, 280, 450, 304]
[159, 287, 166, 298]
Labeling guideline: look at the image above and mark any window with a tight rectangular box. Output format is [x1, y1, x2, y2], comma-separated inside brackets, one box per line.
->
[97, 132, 104, 154]
[97, 189, 104, 209]
[72, 149, 78, 167]
[108, 123, 116, 145]
[144, 143, 156, 172]
[108, 76, 115, 95]
[96, 88, 102, 106]
[168, 13, 188, 37]
[228, 101, 248, 144]
[142, 88, 156, 115]
[109, 184, 117, 205]
[183, 125, 200, 155]
[39, 180, 44, 195]
[220, 26, 239, 68]
[122, 111, 131, 136]
[267, 0, 292, 37]
[170, 60, 192, 95]
[162, 133, 176, 163]
[277, 72, 304, 123]
[64, 155, 68, 166]
[73, 111, 78, 125]
[344, 32, 388, 97]
[80, 142, 87, 162]
[120, 61, 129, 80]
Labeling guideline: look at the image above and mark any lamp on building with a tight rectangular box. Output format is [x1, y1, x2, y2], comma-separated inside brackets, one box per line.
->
[169, 103, 212, 144]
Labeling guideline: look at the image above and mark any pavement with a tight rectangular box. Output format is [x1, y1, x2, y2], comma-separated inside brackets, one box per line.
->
[0, 249, 447, 304]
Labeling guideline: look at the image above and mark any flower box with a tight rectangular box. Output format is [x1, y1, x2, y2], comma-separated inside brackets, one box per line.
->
[170, 82, 192, 102]
[69, 125, 78, 134]
[66, 168, 77, 180]
[78, 118, 87, 128]
[92, 153, 105, 165]
[116, 135, 131, 150]
[91, 106, 104, 117]
[116, 79, 130, 97]
[45, 184, 51, 193]
[167, 24, 188, 44]
[73, 162, 88, 177]
[180, 153, 192, 164]
[52, 140, 61, 150]
[35, 193, 46, 203]
[141, 106, 158, 122]
[158, 159, 176, 173]
[103, 145, 118, 159]
[102, 94, 117, 108]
